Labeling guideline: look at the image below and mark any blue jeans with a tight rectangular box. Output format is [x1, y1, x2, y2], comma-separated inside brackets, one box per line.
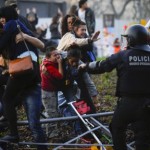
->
[22, 84, 47, 150]
[60, 86, 82, 134]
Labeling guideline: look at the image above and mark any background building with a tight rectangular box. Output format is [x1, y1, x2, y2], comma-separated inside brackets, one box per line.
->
[1, 0, 150, 21]
[1, 0, 149, 57]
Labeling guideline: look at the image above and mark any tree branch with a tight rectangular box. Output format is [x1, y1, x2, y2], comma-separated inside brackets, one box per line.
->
[110, 0, 133, 19]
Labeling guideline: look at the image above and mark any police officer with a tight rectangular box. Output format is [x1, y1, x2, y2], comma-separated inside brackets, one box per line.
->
[79, 24, 150, 150]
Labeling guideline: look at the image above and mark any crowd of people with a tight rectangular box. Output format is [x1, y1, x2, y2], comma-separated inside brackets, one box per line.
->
[0, 0, 149, 150]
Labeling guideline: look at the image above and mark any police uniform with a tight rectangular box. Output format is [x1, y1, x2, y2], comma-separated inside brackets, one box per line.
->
[85, 25, 150, 150]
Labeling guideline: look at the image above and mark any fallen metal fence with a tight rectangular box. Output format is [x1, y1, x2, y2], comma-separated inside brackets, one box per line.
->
[0, 111, 135, 150]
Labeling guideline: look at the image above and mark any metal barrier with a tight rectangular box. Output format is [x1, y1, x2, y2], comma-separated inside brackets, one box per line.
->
[17, 111, 114, 125]
[0, 111, 135, 150]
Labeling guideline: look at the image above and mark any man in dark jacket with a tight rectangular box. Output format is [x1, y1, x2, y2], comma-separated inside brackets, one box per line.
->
[79, 24, 150, 150]
[75, 0, 95, 37]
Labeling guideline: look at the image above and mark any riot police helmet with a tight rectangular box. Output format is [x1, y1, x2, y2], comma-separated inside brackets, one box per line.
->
[121, 24, 150, 52]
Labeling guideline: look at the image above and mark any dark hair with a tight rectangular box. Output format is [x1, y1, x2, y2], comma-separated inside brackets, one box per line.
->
[79, 0, 87, 8]
[45, 46, 57, 58]
[61, 14, 77, 36]
[73, 20, 86, 28]
[67, 45, 81, 59]
[51, 14, 60, 25]
[0, 6, 18, 22]
[68, 5, 77, 15]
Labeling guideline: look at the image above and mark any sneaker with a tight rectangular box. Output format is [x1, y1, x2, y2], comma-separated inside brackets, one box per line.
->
[0, 134, 19, 143]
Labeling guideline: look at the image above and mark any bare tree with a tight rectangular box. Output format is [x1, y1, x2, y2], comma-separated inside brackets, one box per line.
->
[142, 0, 150, 18]
[67, 0, 150, 20]
[110, 0, 133, 19]
[110, 0, 150, 20]
[92, 0, 110, 17]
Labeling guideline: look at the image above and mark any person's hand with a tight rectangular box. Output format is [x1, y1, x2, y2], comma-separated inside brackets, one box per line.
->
[78, 63, 87, 70]
[41, 24, 48, 31]
[92, 96, 101, 111]
[91, 31, 100, 42]
[41, 64, 47, 74]
[15, 32, 26, 43]
[69, 42, 78, 47]
[57, 55, 62, 64]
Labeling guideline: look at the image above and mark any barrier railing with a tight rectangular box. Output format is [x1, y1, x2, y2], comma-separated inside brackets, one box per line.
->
[0, 111, 135, 150]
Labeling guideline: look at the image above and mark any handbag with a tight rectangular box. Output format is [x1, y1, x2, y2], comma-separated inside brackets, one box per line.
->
[9, 55, 33, 75]
[8, 21, 33, 76]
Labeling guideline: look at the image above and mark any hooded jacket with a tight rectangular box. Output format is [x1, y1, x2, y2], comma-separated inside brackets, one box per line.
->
[41, 59, 63, 91]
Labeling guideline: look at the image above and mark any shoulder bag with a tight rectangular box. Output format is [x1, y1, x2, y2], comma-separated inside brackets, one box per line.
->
[8, 21, 33, 76]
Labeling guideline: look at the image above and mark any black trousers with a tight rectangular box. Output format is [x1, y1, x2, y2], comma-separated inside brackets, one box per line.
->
[2, 72, 36, 135]
[110, 97, 150, 150]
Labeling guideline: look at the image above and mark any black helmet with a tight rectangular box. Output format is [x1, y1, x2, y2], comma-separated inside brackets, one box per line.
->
[122, 24, 150, 52]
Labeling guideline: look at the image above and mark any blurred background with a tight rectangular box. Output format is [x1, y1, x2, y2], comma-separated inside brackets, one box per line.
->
[0, 0, 149, 57]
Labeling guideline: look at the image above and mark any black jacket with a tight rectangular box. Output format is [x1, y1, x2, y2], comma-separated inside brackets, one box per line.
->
[76, 8, 95, 36]
[87, 48, 150, 97]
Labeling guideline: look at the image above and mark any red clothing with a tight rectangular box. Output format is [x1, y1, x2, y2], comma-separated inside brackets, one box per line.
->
[114, 46, 120, 53]
[41, 59, 63, 91]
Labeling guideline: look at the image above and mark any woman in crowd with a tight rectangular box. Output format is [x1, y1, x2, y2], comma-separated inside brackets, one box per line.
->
[50, 14, 61, 40]
[57, 16, 100, 52]
[0, 6, 47, 150]
[57, 16, 99, 102]
[61, 14, 77, 37]
[72, 20, 96, 62]
[68, 5, 78, 16]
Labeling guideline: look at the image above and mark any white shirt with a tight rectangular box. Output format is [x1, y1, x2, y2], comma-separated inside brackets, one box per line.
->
[78, 9, 86, 23]
[78, 9, 89, 35]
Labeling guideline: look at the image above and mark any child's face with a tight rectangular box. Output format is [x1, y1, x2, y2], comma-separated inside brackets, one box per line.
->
[68, 57, 80, 68]
[75, 25, 86, 38]
[49, 50, 61, 63]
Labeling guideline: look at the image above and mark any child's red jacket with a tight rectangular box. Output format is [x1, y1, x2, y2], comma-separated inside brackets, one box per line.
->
[40, 59, 63, 91]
